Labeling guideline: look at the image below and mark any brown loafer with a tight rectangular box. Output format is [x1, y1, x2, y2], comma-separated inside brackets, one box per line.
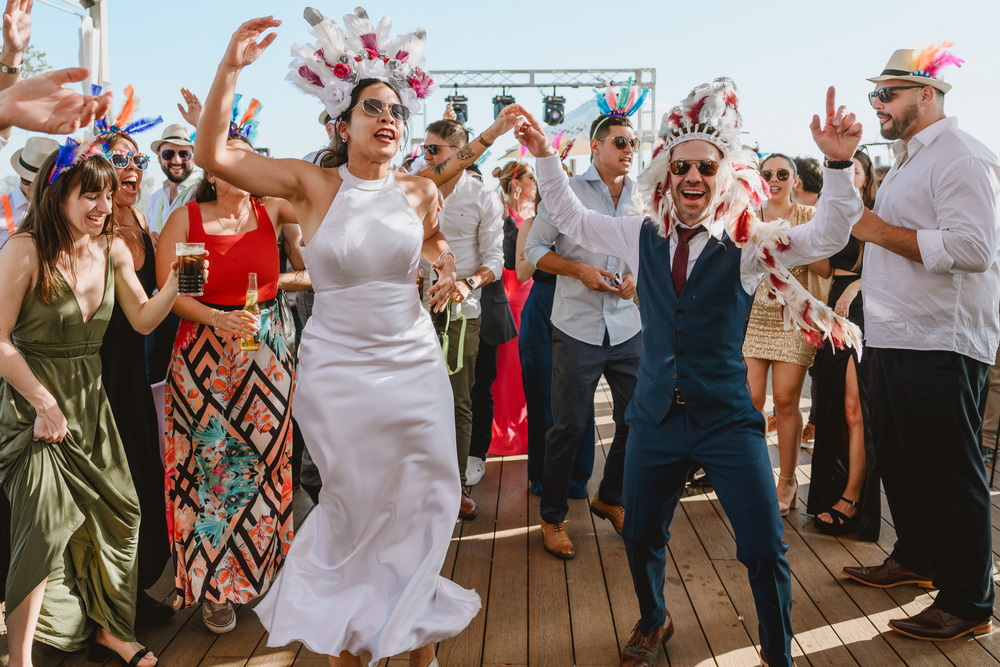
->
[590, 494, 625, 534]
[842, 557, 933, 589]
[888, 605, 992, 641]
[459, 488, 477, 520]
[540, 519, 575, 560]
[620, 614, 674, 667]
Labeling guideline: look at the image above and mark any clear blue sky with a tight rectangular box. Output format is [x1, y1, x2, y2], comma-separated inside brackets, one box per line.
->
[4, 0, 998, 189]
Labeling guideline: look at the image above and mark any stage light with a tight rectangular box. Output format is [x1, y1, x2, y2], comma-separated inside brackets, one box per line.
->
[493, 90, 516, 119]
[543, 94, 566, 126]
[445, 91, 468, 124]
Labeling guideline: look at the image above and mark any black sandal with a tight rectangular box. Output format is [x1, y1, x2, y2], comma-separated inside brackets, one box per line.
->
[814, 496, 860, 535]
[88, 633, 155, 666]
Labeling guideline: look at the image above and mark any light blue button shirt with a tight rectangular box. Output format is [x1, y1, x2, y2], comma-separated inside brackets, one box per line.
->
[525, 164, 642, 346]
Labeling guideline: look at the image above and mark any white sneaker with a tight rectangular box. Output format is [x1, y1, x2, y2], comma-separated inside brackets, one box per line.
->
[466, 457, 486, 486]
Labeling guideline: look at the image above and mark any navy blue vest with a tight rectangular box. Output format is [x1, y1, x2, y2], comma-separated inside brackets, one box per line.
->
[628, 220, 755, 426]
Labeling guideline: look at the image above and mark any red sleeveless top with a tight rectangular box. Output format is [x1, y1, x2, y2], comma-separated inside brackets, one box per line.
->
[185, 197, 279, 305]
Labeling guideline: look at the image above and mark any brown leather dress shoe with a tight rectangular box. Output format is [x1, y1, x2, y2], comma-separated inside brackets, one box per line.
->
[842, 557, 933, 589]
[888, 605, 992, 641]
[459, 488, 477, 520]
[540, 519, 575, 559]
[620, 615, 674, 667]
[590, 494, 625, 534]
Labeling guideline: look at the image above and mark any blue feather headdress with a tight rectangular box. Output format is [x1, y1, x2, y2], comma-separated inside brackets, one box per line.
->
[230, 94, 263, 144]
[92, 84, 163, 137]
[47, 132, 108, 185]
[591, 78, 651, 140]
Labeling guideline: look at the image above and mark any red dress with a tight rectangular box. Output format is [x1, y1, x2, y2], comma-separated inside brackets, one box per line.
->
[489, 210, 532, 456]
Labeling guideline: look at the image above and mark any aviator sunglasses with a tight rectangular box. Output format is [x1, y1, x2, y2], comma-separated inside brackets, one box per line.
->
[669, 159, 719, 177]
[761, 168, 791, 182]
[107, 151, 150, 170]
[868, 85, 925, 106]
[355, 97, 410, 122]
[606, 135, 640, 152]
[160, 148, 193, 161]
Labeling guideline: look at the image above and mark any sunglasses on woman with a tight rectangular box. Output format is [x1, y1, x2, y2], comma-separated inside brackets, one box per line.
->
[160, 149, 193, 161]
[108, 151, 150, 170]
[357, 97, 410, 122]
[668, 159, 719, 177]
[606, 136, 640, 152]
[761, 168, 790, 182]
[868, 85, 925, 106]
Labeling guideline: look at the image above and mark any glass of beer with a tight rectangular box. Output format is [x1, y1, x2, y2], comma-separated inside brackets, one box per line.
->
[176, 242, 206, 297]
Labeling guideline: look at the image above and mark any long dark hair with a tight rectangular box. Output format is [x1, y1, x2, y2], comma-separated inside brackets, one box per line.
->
[851, 149, 879, 271]
[18, 150, 118, 305]
[315, 79, 407, 169]
[193, 133, 253, 203]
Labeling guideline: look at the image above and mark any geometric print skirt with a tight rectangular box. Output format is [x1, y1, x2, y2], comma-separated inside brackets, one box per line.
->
[164, 300, 295, 608]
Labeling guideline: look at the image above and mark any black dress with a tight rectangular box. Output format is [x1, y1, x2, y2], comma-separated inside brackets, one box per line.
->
[100, 220, 171, 588]
[806, 237, 880, 541]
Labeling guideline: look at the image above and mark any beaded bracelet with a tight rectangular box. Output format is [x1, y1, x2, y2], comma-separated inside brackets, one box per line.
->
[437, 250, 456, 264]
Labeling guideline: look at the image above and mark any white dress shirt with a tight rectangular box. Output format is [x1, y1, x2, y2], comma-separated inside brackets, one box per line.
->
[437, 171, 504, 319]
[145, 175, 198, 234]
[0, 186, 28, 245]
[867, 117, 1000, 364]
[525, 164, 643, 346]
[533, 154, 862, 299]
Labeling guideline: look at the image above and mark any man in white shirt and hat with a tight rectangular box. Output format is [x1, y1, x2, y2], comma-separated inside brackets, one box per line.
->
[1, 135, 56, 242]
[145, 122, 198, 240]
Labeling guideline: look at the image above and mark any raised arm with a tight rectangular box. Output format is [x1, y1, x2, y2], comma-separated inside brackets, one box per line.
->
[0, 67, 113, 134]
[415, 105, 520, 186]
[0, 0, 30, 140]
[111, 236, 179, 335]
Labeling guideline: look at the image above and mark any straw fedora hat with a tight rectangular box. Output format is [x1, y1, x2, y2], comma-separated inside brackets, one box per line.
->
[11, 136, 59, 183]
[150, 123, 194, 153]
[868, 49, 954, 94]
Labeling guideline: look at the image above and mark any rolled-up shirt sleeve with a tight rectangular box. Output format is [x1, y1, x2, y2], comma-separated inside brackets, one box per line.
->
[478, 191, 505, 281]
[524, 199, 559, 269]
[779, 166, 864, 266]
[917, 155, 999, 274]
[533, 154, 643, 270]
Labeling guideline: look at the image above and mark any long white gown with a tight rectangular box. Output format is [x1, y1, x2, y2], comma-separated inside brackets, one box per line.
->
[255, 165, 480, 662]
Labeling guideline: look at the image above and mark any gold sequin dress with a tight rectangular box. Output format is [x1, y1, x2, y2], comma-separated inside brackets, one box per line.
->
[742, 204, 818, 366]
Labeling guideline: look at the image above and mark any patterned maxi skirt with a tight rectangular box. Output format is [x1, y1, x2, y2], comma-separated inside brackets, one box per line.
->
[164, 301, 295, 607]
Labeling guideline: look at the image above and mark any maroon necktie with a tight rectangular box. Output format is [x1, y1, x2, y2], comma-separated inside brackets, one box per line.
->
[671, 225, 705, 295]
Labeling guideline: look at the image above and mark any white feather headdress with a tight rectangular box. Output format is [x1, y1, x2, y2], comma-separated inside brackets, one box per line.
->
[638, 77, 862, 355]
[288, 6, 437, 123]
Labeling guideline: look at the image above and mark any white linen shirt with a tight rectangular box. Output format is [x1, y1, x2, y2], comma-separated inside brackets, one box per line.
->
[438, 171, 504, 319]
[145, 175, 198, 234]
[525, 164, 643, 346]
[532, 154, 863, 302]
[867, 117, 1000, 364]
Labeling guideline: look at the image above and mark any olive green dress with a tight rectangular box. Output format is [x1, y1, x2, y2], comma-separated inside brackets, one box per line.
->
[0, 255, 141, 651]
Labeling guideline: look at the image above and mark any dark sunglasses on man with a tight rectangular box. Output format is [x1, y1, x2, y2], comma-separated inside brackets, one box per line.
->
[669, 159, 719, 177]
[761, 168, 791, 182]
[868, 85, 925, 106]
[606, 135, 640, 152]
[356, 97, 410, 122]
[423, 144, 459, 156]
[108, 151, 150, 170]
[160, 148, 193, 161]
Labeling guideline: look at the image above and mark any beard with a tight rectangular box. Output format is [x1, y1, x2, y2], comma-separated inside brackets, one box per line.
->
[880, 102, 919, 141]
[163, 162, 194, 184]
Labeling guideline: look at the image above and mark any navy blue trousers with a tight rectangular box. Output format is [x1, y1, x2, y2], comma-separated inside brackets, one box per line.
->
[622, 403, 793, 667]
[868, 348, 994, 620]
[540, 328, 638, 523]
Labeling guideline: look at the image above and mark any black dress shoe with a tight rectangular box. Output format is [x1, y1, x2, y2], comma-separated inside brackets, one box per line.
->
[842, 557, 933, 589]
[889, 605, 992, 641]
[135, 591, 175, 626]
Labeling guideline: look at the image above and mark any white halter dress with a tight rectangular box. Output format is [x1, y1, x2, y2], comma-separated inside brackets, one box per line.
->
[255, 165, 480, 661]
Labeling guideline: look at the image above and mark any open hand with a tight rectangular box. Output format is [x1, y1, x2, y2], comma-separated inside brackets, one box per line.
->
[222, 16, 280, 71]
[177, 87, 202, 127]
[0, 67, 113, 133]
[511, 105, 555, 158]
[2, 0, 33, 58]
[483, 104, 521, 142]
[809, 87, 863, 161]
[427, 256, 458, 312]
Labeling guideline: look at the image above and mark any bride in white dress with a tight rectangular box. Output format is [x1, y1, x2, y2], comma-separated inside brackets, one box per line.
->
[194, 15, 517, 667]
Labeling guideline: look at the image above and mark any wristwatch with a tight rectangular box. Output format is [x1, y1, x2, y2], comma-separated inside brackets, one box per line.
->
[463, 277, 476, 290]
[0, 62, 22, 75]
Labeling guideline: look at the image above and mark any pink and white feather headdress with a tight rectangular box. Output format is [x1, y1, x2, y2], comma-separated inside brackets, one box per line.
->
[638, 77, 862, 354]
[288, 6, 437, 123]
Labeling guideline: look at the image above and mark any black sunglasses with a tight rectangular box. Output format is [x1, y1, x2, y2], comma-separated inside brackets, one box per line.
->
[761, 168, 790, 182]
[423, 144, 459, 156]
[357, 97, 410, 122]
[868, 86, 925, 105]
[108, 151, 150, 170]
[160, 148, 192, 161]
[606, 135, 639, 152]
[669, 159, 719, 177]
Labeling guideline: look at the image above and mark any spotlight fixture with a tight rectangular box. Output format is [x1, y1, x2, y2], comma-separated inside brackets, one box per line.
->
[493, 89, 516, 119]
[445, 86, 468, 124]
[543, 93, 566, 126]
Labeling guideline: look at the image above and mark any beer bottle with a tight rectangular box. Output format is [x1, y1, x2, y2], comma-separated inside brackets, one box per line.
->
[241, 272, 262, 352]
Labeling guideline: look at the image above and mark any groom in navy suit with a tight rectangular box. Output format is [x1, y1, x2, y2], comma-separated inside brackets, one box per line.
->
[512, 82, 864, 667]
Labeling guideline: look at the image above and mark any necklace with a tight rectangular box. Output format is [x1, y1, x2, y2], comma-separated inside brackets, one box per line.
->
[218, 203, 252, 235]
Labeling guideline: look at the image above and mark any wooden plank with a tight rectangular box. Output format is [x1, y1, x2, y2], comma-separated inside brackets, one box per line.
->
[565, 493, 618, 665]
[526, 493, 574, 667]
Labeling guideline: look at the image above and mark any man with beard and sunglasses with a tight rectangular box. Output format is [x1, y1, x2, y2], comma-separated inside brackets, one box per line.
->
[513, 79, 864, 666]
[524, 113, 643, 560]
[841, 45, 1000, 643]
[146, 122, 199, 240]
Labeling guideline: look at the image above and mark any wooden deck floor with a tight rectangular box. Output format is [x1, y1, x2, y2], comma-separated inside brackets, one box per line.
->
[9, 382, 1000, 666]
